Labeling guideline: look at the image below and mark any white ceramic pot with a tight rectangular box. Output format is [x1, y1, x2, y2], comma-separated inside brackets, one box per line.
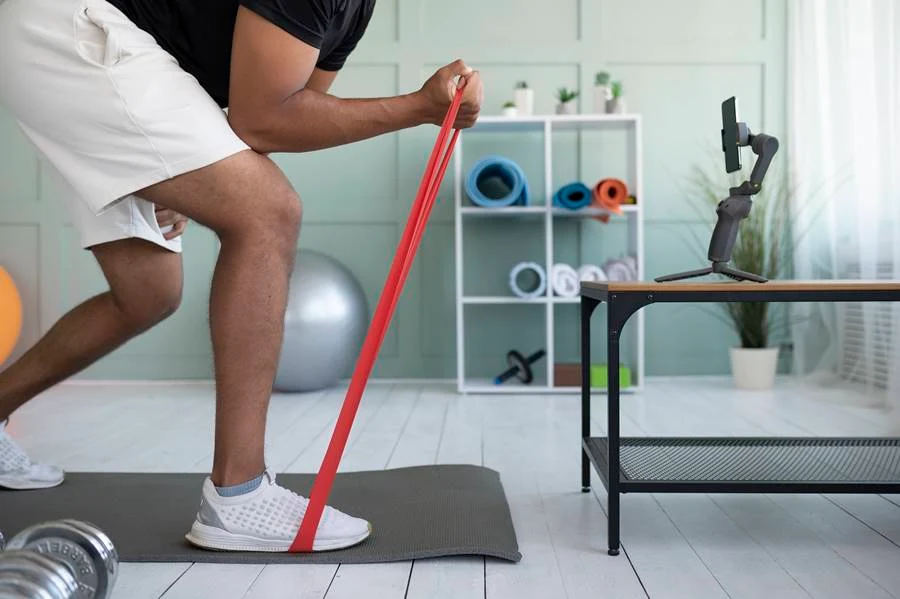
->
[556, 101, 577, 115]
[594, 85, 612, 113]
[502, 106, 518, 117]
[514, 88, 534, 116]
[729, 346, 780, 390]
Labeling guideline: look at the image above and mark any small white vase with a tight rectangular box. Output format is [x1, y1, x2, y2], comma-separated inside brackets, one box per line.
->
[729, 346, 780, 390]
[606, 97, 627, 114]
[594, 85, 612, 114]
[514, 88, 534, 116]
[501, 106, 518, 118]
[556, 101, 577, 115]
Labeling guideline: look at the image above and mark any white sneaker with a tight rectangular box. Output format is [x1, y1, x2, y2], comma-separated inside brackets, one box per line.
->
[0, 421, 64, 490]
[185, 469, 372, 552]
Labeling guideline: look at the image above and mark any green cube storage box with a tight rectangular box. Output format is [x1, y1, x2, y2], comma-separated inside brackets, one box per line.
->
[590, 365, 632, 389]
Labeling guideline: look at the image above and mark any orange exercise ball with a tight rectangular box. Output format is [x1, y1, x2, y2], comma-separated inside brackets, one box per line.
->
[0, 266, 23, 365]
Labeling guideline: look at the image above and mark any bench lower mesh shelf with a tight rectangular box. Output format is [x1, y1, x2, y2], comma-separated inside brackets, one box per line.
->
[584, 437, 900, 492]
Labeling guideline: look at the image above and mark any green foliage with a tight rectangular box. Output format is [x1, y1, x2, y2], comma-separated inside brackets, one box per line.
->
[611, 81, 623, 98]
[686, 162, 795, 349]
[595, 71, 611, 86]
[515, 81, 529, 89]
[502, 100, 516, 108]
[555, 87, 580, 103]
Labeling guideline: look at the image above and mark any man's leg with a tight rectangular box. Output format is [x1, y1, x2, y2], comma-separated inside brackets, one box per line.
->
[135, 150, 370, 552]
[0, 240, 183, 422]
[135, 150, 300, 488]
[0, 237, 183, 490]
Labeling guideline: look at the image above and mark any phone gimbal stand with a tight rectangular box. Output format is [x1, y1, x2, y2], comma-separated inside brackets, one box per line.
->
[656, 98, 779, 283]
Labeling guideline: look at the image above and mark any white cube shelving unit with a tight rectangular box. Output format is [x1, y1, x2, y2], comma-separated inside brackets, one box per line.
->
[453, 113, 645, 394]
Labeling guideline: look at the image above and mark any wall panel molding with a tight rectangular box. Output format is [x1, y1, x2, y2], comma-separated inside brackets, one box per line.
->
[0, 0, 789, 379]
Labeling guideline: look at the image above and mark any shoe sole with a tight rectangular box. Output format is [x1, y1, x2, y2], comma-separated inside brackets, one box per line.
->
[0, 475, 64, 490]
[185, 522, 373, 553]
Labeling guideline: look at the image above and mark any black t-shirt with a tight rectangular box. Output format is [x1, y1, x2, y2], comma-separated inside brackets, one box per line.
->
[106, 0, 375, 107]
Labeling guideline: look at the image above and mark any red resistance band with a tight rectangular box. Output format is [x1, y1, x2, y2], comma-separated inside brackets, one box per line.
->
[290, 86, 465, 552]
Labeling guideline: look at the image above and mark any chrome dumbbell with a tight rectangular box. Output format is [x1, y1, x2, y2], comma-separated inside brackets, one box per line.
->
[2, 519, 119, 599]
[0, 550, 80, 599]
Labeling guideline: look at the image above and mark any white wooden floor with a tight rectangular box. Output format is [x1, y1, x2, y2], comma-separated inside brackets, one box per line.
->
[7, 377, 900, 599]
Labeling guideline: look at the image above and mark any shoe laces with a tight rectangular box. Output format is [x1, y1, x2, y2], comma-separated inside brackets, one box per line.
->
[266, 473, 336, 525]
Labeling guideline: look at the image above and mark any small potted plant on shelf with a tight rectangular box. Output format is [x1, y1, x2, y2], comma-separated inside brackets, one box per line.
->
[501, 101, 518, 117]
[555, 87, 579, 114]
[606, 81, 626, 114]
[594, 71, 612, 114]
[513, 81, 534, 116]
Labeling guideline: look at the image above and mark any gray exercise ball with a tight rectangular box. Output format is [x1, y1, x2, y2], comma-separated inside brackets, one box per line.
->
[274, 249, 369, 392]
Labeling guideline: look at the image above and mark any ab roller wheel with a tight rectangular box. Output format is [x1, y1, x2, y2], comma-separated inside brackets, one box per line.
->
[493, 349, 546, 385]
[0, 519, 119, 599]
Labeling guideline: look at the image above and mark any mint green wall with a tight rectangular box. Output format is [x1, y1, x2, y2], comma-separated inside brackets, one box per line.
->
[0, 0, 786, 380]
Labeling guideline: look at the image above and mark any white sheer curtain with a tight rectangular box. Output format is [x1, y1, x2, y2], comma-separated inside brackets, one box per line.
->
[787, 0, 900, 414]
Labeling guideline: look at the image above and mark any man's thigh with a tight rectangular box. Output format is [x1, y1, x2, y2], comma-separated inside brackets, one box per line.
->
[134, 150, 300, 236]
[92, 237, 183, 310]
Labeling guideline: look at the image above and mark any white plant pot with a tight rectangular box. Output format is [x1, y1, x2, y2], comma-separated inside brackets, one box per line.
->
[556, 101, 577, 115]
[729, 346, 780, 390]
[514, 88, 534, 116]
[606, 97, 627, 114]
[594, 85, 612, 113]
[501, 107, 518, 117]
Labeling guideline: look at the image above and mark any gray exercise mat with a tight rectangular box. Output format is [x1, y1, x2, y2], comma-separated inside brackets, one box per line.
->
[0, 465, 521, 564]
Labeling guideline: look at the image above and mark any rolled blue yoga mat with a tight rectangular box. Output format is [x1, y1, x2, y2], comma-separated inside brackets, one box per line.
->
[466, 155, 530, 208]
[552, 182, 593, 210]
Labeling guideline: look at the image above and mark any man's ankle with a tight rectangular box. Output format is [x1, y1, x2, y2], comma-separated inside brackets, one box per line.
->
[211, 464, 268, 488]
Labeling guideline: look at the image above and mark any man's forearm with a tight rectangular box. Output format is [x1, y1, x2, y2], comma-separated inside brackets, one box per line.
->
[230, 89, 430, 154]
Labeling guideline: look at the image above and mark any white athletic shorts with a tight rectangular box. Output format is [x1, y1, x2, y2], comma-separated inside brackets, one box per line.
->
[0, 0, 251, 252]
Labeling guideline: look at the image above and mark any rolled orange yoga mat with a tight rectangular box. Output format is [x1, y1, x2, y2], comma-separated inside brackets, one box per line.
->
[290, 87, 465, 552]
[591, 178, 628, 223]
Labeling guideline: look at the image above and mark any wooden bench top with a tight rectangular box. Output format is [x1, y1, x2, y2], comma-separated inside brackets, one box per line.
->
[580, 280, 900, 304]
[582, 280, 900, 293]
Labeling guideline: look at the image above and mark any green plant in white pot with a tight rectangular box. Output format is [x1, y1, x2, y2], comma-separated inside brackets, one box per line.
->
[594, 71, 612, 113]
[513, 81, 534, 116]
[606, 81, 626, 114]
[687, 162, 795, 390]
[501, 100, 518, 118]
[555, 87, 579, 115]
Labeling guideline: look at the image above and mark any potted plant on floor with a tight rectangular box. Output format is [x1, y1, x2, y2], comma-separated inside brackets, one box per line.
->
[501, 101, 518, 117]
[594, 71, 612, 113]
[687, 161, 796, 390]
[606, 81, 626, 114]
[555, 87, 579, 114]
[514, 81, 534, 116]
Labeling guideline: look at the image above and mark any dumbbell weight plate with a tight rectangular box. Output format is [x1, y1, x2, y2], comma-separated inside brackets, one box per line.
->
[59, 519, 118, 596]
[0, 550, 80, 599]
[6, 520, 118, 599]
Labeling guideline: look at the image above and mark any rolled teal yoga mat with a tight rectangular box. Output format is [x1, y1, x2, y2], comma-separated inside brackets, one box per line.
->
[466, 155, 530, 207]
[552, 182, 592, 210]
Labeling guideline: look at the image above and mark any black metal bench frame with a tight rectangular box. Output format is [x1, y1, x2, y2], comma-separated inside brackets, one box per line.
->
[579, 281, 900, 556]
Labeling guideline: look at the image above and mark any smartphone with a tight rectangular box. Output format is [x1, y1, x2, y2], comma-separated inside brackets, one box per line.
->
[721, 96, 742, 173]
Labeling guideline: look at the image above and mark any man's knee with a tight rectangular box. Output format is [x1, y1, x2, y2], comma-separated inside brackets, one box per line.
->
[220, 185, 303, 253]
[115, 278, 183, 331]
